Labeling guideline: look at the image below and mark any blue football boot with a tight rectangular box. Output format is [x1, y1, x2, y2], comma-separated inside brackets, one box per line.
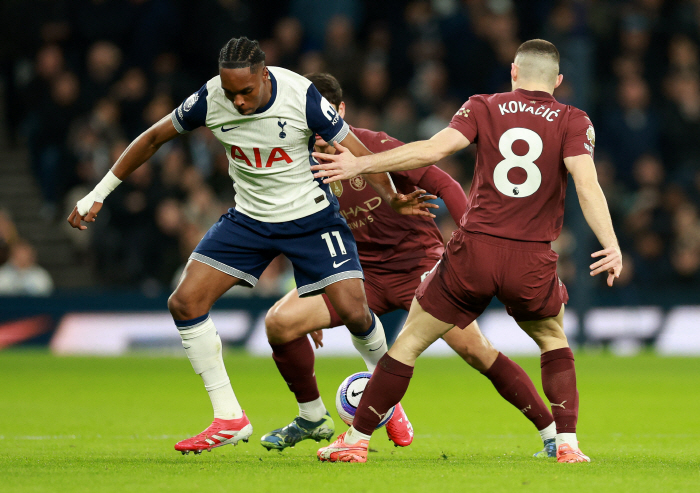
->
[261, 413, 335, 451]
[533, 438, 557, 458]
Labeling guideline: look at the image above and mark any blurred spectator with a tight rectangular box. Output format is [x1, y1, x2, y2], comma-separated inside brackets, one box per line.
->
[112, 68, 150, 139]
[151, 53, 198, 105]
[274, 18, 304, 72]
[661, 72, 700, 181]
[28, 71, 81, 217]
[152, 198, 186, 287]
[410, 61, 450, 116]
[359, 62, 390, 110]
[69, 99, 124, 185]
[299, 51, 326, 76]
[183, 186, 225, 233]
[417, 99, 462, 140]
[0, 209, 19, 266]
[323, 15, 363, 96]
[19, 44, 65, 115]
[0, 240, 54, 296]
[544, 1, 594, 109]
[82, 41, 123, 108]
[601, 76, 659, 185]
[93, 162, 160, 286]
[290, 0, 361, 48]
[380, 96, 418, 144]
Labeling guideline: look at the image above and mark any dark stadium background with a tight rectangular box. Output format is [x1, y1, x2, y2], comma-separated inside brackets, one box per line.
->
[0, 0, 698, 355]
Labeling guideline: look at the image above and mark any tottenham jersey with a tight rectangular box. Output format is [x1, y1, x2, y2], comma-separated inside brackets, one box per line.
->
[171, 66, 350, 223]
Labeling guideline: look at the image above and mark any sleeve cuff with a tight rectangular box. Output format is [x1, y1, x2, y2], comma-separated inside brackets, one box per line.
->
[327, 121, 350, 147]
[171, 110, 188, 134]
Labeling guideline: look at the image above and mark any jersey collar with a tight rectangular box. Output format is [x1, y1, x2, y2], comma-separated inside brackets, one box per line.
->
[515, 88, 555, 101]
[255, 69, 277, 114]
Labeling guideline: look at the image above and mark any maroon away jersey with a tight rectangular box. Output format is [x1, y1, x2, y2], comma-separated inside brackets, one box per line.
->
[449, 88, 595, 242]
[330, 126, 444, 267]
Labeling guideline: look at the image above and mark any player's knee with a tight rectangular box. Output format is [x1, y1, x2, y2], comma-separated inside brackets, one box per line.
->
[460, 345, 498, 373]
[167, 290, 205, 321]
[444, 326, 497, 372]
[530, 325, 568, 351]
[167, 292, 185, 319]
[265, 306, 295, 344]
[339, 305, 372, 334]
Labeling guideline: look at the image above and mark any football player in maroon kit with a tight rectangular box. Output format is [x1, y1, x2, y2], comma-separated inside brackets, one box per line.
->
[261, 73, 558, 457]
[314, 40, 622, 464]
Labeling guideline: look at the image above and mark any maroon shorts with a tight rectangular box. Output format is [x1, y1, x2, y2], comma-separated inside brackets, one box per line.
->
[416, 230, 568, 328]
[322, 256, 441, 327]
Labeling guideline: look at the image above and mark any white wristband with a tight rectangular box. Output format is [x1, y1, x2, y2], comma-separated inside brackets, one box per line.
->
[94, 170, 122, 198]
[76, 171, 122, 215]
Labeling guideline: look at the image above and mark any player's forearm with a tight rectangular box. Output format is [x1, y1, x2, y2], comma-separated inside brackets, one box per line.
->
[364, 172, 398, 205]
[576, 182, 619, 250]
[75, 117, 177, 215]
[416, 166, 467, 225]
[111, 128, 166, 179]
[358, 140, 445, 174]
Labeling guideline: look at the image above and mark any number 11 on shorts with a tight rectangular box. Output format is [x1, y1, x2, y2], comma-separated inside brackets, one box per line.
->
[321, 231, 347, 257]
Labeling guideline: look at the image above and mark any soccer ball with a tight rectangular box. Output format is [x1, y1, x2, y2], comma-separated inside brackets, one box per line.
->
[335, 372, 394, 428]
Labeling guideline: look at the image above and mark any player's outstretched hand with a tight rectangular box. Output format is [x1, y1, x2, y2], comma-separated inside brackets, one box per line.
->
[311, 140, 362, 183]
[67, 201, 103, 231]
[390, 189, 439, 218]
[590, 246, 622, 286]
[310, 330, 324, 349]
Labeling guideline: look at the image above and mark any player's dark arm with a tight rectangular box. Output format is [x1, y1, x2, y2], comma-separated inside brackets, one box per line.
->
[414, 166, 468, 225]
[337, 132, 438, 218]
[564, 153, 623, 286]
[312, 128, 471, 183]
[112, 116, 180, 179]
[67, 116, 180, 230]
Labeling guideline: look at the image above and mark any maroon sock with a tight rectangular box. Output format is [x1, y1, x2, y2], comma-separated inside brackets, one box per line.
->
[483, 352, 554, 431]
[353, 354, 413, 435]
[540, 347, 578, 434]
[270, 336, 320, 404]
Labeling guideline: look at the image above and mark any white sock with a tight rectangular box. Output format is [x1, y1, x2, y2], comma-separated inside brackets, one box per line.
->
[344, 426, 371, 445]
[299, 396, 327, 422]
[350, 312, 387, 372]
[177, 314, 243, 420]
[556, 432, 578, 449]
[539, 422, 556, 443]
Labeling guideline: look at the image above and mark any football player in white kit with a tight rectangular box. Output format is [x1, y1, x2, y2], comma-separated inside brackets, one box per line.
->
[67, 37, 435, 454]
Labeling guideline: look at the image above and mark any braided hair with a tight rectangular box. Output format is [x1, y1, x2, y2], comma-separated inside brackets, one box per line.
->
[219, 36, 266, 72]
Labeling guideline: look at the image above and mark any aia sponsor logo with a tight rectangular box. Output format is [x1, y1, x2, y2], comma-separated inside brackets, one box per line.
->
[230, 146, 293, 168]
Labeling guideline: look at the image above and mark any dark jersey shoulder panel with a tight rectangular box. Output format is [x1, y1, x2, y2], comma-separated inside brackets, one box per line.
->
[172, 84, 208, 133]
[306, 84, 349, 144]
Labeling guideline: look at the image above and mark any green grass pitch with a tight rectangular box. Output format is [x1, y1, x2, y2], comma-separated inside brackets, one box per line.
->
[1, 350, 698, 492]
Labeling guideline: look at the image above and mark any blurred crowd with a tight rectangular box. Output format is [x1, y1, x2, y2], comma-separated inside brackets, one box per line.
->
[0, 209, 53, 296]
[1, 0, 700, 297]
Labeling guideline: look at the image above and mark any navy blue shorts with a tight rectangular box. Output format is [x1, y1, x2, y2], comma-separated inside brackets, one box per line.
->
[191, 206, 363, 297]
